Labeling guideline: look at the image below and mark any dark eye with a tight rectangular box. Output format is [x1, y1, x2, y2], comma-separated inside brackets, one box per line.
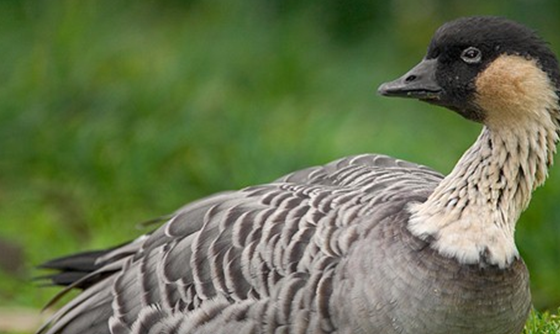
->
[460, 47, 482, 64]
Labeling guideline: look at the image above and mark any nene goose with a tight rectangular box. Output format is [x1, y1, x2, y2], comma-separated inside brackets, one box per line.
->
[39, 16, 560, 334]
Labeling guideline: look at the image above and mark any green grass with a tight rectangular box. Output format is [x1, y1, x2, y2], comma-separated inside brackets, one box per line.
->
[524, 309, 560, 334]
[0, 1, 560, 333]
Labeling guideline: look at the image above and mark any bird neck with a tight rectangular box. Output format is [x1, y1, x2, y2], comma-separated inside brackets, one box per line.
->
[408, 108, 559, 268]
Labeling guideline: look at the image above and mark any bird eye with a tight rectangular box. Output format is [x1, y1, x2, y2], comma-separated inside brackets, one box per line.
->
[461, 47, 482, 64]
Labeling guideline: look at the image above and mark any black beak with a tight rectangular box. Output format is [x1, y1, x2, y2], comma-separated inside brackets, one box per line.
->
[377, 58, 442, 100]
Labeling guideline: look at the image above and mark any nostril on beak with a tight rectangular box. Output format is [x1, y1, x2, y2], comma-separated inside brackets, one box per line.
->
[405, 75, 417, 83]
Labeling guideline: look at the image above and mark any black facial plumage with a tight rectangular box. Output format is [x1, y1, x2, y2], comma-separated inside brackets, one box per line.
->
[379, 16, 560, 123]
[427, 16, 560, 121]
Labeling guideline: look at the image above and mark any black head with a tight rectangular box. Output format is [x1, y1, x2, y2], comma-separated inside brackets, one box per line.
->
[378, 16, 560, 123]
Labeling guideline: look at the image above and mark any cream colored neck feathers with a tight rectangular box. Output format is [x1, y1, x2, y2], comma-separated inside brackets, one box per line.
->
[409, 55, 560, 268]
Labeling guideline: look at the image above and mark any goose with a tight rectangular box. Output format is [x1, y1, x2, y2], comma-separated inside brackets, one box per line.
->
[39, 16, 560, 334]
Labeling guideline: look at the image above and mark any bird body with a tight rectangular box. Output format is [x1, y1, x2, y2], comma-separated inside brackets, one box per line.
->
[39, 16, 560, 334]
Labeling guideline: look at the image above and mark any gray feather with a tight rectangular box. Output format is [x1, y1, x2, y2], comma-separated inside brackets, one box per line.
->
[39, 154, 529, 334]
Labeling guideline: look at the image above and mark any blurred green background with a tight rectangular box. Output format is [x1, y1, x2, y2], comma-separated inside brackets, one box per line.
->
[1, 0, 560, 332]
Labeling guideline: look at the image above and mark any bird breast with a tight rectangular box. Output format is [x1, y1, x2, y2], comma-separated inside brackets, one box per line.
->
[334, 209, 531, 334]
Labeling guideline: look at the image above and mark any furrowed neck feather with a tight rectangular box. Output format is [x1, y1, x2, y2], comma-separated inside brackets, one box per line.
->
[408, 55, 560, 268]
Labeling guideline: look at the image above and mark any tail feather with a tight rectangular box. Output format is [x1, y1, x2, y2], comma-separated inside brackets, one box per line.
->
[37, 239, 143, 334]
[39, 247, 124, 289]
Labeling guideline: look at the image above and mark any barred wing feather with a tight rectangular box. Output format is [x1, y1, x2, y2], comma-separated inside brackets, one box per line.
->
[40, 154, 443, 334]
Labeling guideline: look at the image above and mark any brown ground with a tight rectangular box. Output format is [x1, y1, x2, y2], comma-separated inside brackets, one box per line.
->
[0, 308, 52, 333]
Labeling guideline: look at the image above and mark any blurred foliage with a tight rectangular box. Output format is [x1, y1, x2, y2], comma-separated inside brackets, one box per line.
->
[1, 0, 560, 330]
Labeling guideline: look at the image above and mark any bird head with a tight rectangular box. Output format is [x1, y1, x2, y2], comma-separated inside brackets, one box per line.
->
[378, 16, 560, 127]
